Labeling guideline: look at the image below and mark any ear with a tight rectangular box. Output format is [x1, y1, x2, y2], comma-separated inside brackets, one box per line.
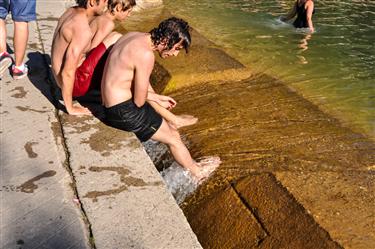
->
[89, 0, 95, 7]
[160, 38, 168, 46]
[115, 4, 122, 13]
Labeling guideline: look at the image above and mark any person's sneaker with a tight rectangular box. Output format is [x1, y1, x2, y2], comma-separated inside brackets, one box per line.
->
[0, 52, 13, 76]
[12, 64, 29, 80]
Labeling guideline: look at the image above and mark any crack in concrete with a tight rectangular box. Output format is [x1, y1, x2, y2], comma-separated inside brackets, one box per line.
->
[35, 18, 96, 249]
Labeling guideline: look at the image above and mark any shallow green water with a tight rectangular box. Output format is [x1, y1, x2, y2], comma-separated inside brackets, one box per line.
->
[162, 0, 375, 139]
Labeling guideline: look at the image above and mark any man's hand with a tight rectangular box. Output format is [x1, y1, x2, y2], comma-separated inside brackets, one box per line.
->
[157, 95, 177, 110]
[67, 105, 92, 115]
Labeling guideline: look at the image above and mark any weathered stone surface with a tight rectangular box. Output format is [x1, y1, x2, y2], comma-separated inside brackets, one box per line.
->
[184, 174, 342, 249]
[1, 1, 203, 249]
[60, 112, 202, 249]
[1, 9, 90, 249]
[171, 62, 374, 247]
[276, 171, 375, 249]
[184, 184, 267, 248]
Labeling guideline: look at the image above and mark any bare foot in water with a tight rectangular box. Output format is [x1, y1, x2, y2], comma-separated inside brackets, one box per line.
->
[171, 114, 198, 129]
[191, 156, 221, 183]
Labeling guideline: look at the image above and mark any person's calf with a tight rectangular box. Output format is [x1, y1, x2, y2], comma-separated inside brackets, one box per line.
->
[14, 21, 29, 67]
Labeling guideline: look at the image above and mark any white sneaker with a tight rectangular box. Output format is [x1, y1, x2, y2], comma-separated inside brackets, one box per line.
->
[0, 52, 13, 76]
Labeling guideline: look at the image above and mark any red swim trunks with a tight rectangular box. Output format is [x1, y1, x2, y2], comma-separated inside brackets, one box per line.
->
[73, 42, 108, 97]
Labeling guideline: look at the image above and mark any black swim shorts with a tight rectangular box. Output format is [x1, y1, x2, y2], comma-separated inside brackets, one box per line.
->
[105, 99, 162, 142]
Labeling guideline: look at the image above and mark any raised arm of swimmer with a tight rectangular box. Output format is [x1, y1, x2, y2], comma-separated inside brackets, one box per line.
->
[306, 0, 314, 33]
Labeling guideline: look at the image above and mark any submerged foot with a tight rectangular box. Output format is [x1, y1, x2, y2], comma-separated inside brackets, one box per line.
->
[173, 114, 198, 129]
[191, 156, 221, 183]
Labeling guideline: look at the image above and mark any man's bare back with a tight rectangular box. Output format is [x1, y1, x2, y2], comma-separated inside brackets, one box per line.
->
[102, 32, 152, 107]
[51, 0, 108, 115]
[51, 7, 92, 86]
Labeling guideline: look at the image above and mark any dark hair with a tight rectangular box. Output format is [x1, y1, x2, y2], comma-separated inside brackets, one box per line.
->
[108, 0, 136, 13]
[76, 0, 100, 8]
[150, 17, 191, 53]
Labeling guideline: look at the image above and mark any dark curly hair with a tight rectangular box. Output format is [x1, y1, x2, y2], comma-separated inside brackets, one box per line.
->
[108, 0, 136, 13]
[150, 17, 191, 53]
[76, 0, 100, 8]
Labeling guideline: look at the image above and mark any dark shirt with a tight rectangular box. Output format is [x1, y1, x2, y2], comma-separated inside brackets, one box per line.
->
[293, 1, 314, 28]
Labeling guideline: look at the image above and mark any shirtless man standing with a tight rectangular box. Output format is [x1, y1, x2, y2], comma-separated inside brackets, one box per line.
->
[102, 17, 221, 181]
[51, 0, 120, 115]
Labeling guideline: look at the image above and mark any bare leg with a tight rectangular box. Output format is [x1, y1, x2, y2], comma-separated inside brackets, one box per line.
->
[151, 119, 220, 181]
[174, 114, 198, 129]
[148, 101, 198, 129]
[14, 21, 28, 66]
[0, 19, 6, 53]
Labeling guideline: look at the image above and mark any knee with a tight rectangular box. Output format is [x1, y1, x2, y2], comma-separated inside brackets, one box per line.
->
[165, 129, 183, 147]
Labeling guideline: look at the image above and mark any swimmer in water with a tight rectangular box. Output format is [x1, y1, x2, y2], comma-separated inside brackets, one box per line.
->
[281, 0, 315, 33]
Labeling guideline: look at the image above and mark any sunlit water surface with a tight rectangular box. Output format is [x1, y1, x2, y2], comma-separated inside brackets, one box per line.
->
[161, 0, 375, 139]
[124, 1, 375, 202]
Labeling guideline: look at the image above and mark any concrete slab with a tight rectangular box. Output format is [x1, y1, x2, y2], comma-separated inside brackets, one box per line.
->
[1, 16, 89, 249]
[60, 112, 202, 249]
[30, 0, 203, 248]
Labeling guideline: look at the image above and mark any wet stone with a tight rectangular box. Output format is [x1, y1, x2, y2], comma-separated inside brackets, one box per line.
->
[9, 86, 27, 98]
[24, 142, 38, 158]
[17, 170, 56, 193]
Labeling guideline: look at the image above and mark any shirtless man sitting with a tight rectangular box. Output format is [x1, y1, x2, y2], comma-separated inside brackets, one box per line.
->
[101, 17, 221, 181]
[51, 0, 121, 115]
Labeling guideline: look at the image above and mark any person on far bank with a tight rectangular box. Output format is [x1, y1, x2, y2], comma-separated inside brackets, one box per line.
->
[0, 0, 36, 79]
[101, 17, 221, 181]
[281, 0, 314, 33]
[51, 0, 122, 115]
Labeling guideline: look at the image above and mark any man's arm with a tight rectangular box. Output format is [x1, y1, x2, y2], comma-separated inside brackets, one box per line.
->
[147, 85, 198, 129]
[60, 25, 91, 115]
[90, 16, 115, 50]
[147, 84, 176, 109]
[133, 50, 155, 107]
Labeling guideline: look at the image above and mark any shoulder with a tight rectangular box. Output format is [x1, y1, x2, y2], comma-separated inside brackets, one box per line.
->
[100, 17, 115, 32]
[139, 49, 154, 63]
[306, 0, 314, 7]
[130, 42, 154, 68]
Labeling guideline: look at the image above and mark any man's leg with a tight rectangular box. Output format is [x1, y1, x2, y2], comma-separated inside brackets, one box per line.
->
[151, 119, 198, 173]
[151, 119, 221, 181]
[13, 21, 28, 67]
[10, 0, 36, 79]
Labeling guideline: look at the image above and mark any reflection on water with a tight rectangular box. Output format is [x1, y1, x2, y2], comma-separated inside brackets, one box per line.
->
[162, 0, 375, 139]
[297, 33, 311, 64]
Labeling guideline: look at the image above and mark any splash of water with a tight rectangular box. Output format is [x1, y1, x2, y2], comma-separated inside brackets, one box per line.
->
[161, 162, 198, 204]
[143, 140, 198, 204]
